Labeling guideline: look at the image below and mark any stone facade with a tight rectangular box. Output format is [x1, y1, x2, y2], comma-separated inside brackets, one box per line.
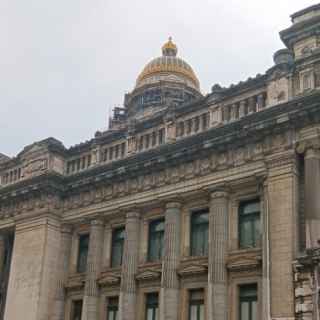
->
[1, 4, 320, 320]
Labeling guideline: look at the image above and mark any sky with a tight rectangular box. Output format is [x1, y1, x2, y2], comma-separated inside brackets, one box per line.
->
[0, 0, 318, 157]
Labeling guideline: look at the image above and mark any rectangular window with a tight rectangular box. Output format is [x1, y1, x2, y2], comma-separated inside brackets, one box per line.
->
[191, 209, 209, 256]
[152, 132, 157, 146]
[121, 143, 126, 158]
[77, 234, 89, 273]
[145, 134, 150, 149]
[71, 300, 83, 320]
[189, 289, 204, 320]
[145, 293, 159, 320]
[109, 147, 114, 161]
[107, 297, 119, 320]
[239, 284, 258, 320]
[239, 200, 261, 249]
[148, 219, 165, 262]
[111, 227, 125, 267]
[158, 129, 165, 145]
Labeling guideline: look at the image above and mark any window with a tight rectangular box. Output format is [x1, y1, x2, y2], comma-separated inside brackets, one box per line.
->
[107, 297, 119, 320]
[239, 200, 261, 249]
[71, 300, 83, 320]
[152, 132, 157, 146]
[191, 209, 209, 256]
[189, 289, 204, 320]
[77, 234, 89, 273]
[111, 227, 125, 267]
[148, 219, 164, 262]
[145, 293, 159, 320]
[158, 129, 165, 145]
[239, 284, 257, 320]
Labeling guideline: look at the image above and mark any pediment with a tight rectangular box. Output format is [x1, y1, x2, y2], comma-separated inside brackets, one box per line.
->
[178, 263, 208, 277]
[136, 268, 162, 282]
[227, 252, 262, 272]
[98, 273, 121, 286]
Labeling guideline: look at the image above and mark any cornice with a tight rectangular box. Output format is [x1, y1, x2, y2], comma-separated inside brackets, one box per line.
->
[1, 92, 320, 208]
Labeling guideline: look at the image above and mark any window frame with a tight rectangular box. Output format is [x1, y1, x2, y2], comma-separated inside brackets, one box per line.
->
[106, 297, 119, 320]
[238, 199, 261, 249]
[77, 234, 89, 273]
[239, 284, 258, 320]
[145, 292, 159, 320]
[188, 289, 205, 320]
[111, 227, 125, 268]
[71, 299, 83, 320]
[147, 219, 165, 262]
[190, 209, 209, 257]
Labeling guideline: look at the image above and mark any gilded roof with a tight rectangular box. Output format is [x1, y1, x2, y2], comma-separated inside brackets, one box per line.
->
[135, 38, 200, 91]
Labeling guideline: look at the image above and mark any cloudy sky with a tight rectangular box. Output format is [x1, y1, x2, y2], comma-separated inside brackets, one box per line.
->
[1, 0, 317, 157]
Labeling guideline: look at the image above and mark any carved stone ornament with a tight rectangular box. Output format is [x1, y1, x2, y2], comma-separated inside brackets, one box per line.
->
[178, 263, 208, 277]
[98, 271, 121, 287]
[136, 268, 162, 282]
[226, 251, 262, 272]
[65, 274, 85, 290]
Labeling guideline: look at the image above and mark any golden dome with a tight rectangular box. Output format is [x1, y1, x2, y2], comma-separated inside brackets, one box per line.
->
[135, 38, 200, 91]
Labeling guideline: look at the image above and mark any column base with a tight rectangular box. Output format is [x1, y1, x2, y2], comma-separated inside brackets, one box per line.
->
[207, 282, 227, 320]
[160, 287, 179, 320]
[119, 292, 136, 320]
[81, 295, 99, 320]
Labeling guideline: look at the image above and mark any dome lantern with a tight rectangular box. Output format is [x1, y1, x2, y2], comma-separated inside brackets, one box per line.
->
[162, 37, 178, 57]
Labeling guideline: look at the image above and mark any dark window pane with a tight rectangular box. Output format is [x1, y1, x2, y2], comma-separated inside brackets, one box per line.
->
[239, 200, 260, 249]
[72, 300, 83, 320]
[111, 227, 125, 267]
[107, 297, 119, 320]
[148, 219, 164, 262]
[239, 284, 258, 320]
[189, 290, 204, 320]
[77, 234, 89, 273]
[146, 293, 159, 320]
[191, 210, 209, 256]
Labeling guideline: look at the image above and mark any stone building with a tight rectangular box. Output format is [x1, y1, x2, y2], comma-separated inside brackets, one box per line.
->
[1, 4, 320, 320]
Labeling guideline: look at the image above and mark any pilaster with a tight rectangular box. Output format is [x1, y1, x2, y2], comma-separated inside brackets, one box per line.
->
[119, 211, 140, 320]
[82, 219, 104, 320]
[266, 152, 298, 319]
[160, 201, 181, 320]
[208, 189, 229, 320]
[52, 224, 72, 320]
[304, 147, 320, 248]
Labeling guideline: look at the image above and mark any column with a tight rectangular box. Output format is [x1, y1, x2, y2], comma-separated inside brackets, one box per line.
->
[53, 225, 73, 320]
[208, 189, 229, 320]
[261, 181, 271, 320]
[304, 147, 320, 248]
[82, 219, 104, 320]
[267, 154, 297, 318]
[119, 211, 140, 320]
[248, 96, 257, 114]
[230, 104, 237, 121]
[239, 101, 246, 118]
[160, 202, 181, 320]
[0, 234, 5, 275]
[4, 217, 62, 320]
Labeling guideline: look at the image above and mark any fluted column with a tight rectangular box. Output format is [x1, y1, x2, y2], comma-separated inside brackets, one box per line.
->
[0, 234, 5, 276]
[160, 201, 181, 320]
[119, 211, 140, 320]
[304, 147, 320, 248]
[208, 189, 229, 320]
[248, 96, 257, 114]
[52, 225, 72, 320]
[82, 219, 104, 320]
[261, 181, 271, 320]
[239, 101, 246, 118]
